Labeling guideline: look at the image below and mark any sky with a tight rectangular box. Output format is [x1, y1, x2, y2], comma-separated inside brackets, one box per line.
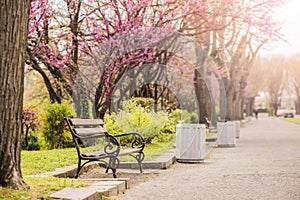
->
[263, 0, 300, 56]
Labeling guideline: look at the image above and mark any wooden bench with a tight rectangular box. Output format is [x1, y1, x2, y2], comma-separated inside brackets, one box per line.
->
[64, 117, 145, 178]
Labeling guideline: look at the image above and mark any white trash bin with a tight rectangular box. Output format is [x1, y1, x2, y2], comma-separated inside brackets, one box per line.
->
[217, 121, 236, 147]
[175, 124, 206, 162]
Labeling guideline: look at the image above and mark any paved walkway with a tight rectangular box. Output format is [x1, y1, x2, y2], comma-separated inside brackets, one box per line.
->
[118, 114, 300, 200]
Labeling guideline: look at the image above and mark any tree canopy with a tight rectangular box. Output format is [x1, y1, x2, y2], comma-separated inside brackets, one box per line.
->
[26, 0, 284, 120]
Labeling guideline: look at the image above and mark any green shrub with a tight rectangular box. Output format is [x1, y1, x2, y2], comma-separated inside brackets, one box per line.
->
[161, 116, 176, 134]
[42, 102, 74, 149]
[172, 109, 199, 123]
[22, 130, 42, 150]
[189, 112, 199, 123]
[105, 99, 198, 144]
[106, 99, 168, 143]
[167, 109, 192, 123]
[22, 107, 42, 150]
[153, 133, 175, 143]
[130, 97, 155, 109]
[161, 109, 199, 134]
[104, 113, 123, 134]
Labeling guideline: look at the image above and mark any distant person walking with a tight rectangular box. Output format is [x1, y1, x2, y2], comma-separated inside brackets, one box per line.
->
[254, 109, 259, 119]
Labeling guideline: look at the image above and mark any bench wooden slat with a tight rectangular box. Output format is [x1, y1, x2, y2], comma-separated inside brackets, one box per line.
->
[82, 150, 106, 158]
[70, 119, 104, 127]
[119, 148, 143, 156]
[82, 149, 142, 158]
[74, 128, 107, 136]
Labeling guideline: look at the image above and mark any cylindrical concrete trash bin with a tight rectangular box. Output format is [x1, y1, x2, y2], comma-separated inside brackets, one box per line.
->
[175, 124, 206, 162]
[235, 121, 240, 139]
[217, 121, 236, 147]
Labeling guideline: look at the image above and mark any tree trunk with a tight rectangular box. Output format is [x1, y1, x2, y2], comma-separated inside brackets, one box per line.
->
[0, 0, 30, 189]
[194, 69, 210, 125]
[295, 95, 300, 115]
[27, 54, 62, 103]
[245, 97, 255, 116]
[226, 92, 235, 121]
[240, 98, 245, 120]
[224, 79, 236, 121]
[235, 95, 244, 120]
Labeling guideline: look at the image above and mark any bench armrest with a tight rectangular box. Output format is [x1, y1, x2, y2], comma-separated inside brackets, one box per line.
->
[79, 133, 121, 155]
[113, 132, 145, 150]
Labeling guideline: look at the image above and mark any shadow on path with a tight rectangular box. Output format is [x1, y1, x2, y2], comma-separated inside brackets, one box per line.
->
[118, 115, 300, 200]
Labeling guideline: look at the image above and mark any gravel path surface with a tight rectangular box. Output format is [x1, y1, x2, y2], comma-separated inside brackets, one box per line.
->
[118, 115, 300, 200]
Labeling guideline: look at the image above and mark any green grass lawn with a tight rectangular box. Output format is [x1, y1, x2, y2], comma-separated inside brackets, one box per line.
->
[21, 148, 78, 176]
[283, 117, 300, 124]
[21, 139, 174, 176]
[0, 138, 175, 199]
[0, 177, 90, 200]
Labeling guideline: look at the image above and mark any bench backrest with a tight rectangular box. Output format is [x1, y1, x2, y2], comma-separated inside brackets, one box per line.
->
[69, 118, 106, 136]
[65, 118, 107, 137]
[65, 117, 114, 156]
[70, 118, 104, 127]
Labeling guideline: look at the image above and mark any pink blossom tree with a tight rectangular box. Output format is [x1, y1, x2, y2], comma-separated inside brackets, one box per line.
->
[79, 0, 246, 119]
[27, 0, 95, 117]
[194, 0, 285, 120]
[26, 0, 285, 120]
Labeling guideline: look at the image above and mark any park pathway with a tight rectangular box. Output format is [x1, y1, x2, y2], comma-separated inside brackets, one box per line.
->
[118, 114, 300, 200]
